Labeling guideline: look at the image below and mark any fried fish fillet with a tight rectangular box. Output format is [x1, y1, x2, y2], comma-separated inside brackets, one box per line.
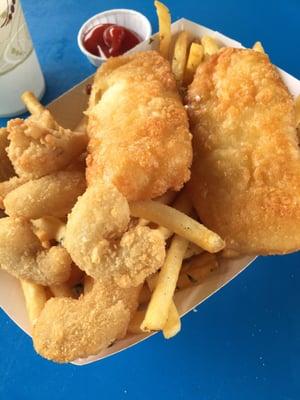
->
[187, 48, 300, 255]
[86, 50, 192, 201]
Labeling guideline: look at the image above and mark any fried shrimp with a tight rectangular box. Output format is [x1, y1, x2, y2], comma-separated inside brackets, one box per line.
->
[33, 278, 141, 362]
[0, 175, 29, 208]
[4, 170, 86, 219]
[0, 217, 71, 285]
[64, 182, 166, 288]
[6, 108, 88, 179]
[86, 50, 192, 201]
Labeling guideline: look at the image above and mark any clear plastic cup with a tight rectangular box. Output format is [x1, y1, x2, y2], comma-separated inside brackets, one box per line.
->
[0, 0, 45, 117]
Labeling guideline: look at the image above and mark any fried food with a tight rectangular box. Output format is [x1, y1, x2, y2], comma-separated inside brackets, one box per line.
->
[6, 109, 87, 179]
[20, 279, 47, 327]
[141, 234, 188, 331]
[187, 48, 300, 255]
[64, 182, 166, 288]
[0, 128, 14, 182]
[129, 197, 225, 253]
[154, 1, 171, 59]
[31, 216, 66, 245]
[0, 217, 71, 285]
[0, 175, 29, 208]
[86, 50, 192, 201]
[33, 278, 140, 362]
[4, 170, 86, 219]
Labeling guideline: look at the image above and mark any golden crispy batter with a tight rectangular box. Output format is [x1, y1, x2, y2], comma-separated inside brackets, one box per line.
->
[0, 128, 14, 182]
[6, 110, 87, 179]
[0, 217, 71, 285]
[0, 175, 29, 208]
[4, 170, 86, 219]
[86, 50, 192, 201]
[187, 48, 300, 255]
[64, 182, 166, 287]
[33, 278, 140, 363]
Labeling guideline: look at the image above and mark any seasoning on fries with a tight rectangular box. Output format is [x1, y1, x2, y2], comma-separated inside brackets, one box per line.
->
[172, 31, 190, 83]
[130, 200, 225, 253]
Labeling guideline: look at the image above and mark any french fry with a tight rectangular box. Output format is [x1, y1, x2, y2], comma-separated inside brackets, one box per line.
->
[163, 301, 181, 339]
[178, 253, 219, 288]
[130, 199, 224, 253]
[182, 252, 217, 271]
[295, 95, 300, 128]
[20, 279, 47, 328]
[184, 42, 204, 85]
[137, 191, 176, 228]
[155, 1, 172, 59]
[141, 234, 188, 331]
[184, 242, 203, 259]
[201, 35, 219, 56]
[21, 91, 45, 115]
[172, 31, 189, 83]
[252, 41, 265, 53]
[146, 272, 181, 338]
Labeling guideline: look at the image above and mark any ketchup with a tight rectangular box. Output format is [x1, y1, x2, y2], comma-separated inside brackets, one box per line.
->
[83, 23, 141, 58]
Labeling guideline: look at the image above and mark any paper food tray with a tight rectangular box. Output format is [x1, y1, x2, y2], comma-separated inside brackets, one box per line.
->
[0, 18, 299, 366]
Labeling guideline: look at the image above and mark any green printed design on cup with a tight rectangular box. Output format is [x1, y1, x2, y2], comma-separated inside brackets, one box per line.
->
[0, 0, 33, 75]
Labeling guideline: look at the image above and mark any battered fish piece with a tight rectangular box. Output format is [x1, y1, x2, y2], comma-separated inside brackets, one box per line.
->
[4, 170, 86, 219]
[86, 50, 192, 201]
[187, 48, 300, 255]
[0, 217, 71, 285]
[33, 278, 140, 362]
[7, 109, 87, 179]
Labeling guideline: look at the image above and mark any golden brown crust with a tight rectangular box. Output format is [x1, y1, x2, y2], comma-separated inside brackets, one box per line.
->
[187, 48, 300, 255]
[64, 182, 166, 287]
[0, 217, 71, 285]
[4, 170, 86, 219]
[86, 51, 192, 201]
[7, 111, 88, 179]
[33, 279, 140, 363]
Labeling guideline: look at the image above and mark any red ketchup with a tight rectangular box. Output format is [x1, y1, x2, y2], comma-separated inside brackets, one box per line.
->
[83, 23, 141, 58]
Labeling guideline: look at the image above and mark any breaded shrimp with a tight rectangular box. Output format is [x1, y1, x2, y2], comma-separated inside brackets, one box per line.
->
[6, 109, 87, 179]
[4, 170, 86, 219]
[86, 50, 192, 201]
[187, 48, 300, 255]
[0, 175, 29, 208]
[64, 182, 166, 288]
[0, 217, 71, 285]
[33, 278, 140, 363]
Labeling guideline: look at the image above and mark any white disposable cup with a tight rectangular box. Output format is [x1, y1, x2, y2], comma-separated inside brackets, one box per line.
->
[77, 9, 152, 67]
[0, 0, 45, 118]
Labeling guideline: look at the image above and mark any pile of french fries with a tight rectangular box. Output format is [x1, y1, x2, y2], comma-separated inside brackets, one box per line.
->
[20, 1, 300, 353]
